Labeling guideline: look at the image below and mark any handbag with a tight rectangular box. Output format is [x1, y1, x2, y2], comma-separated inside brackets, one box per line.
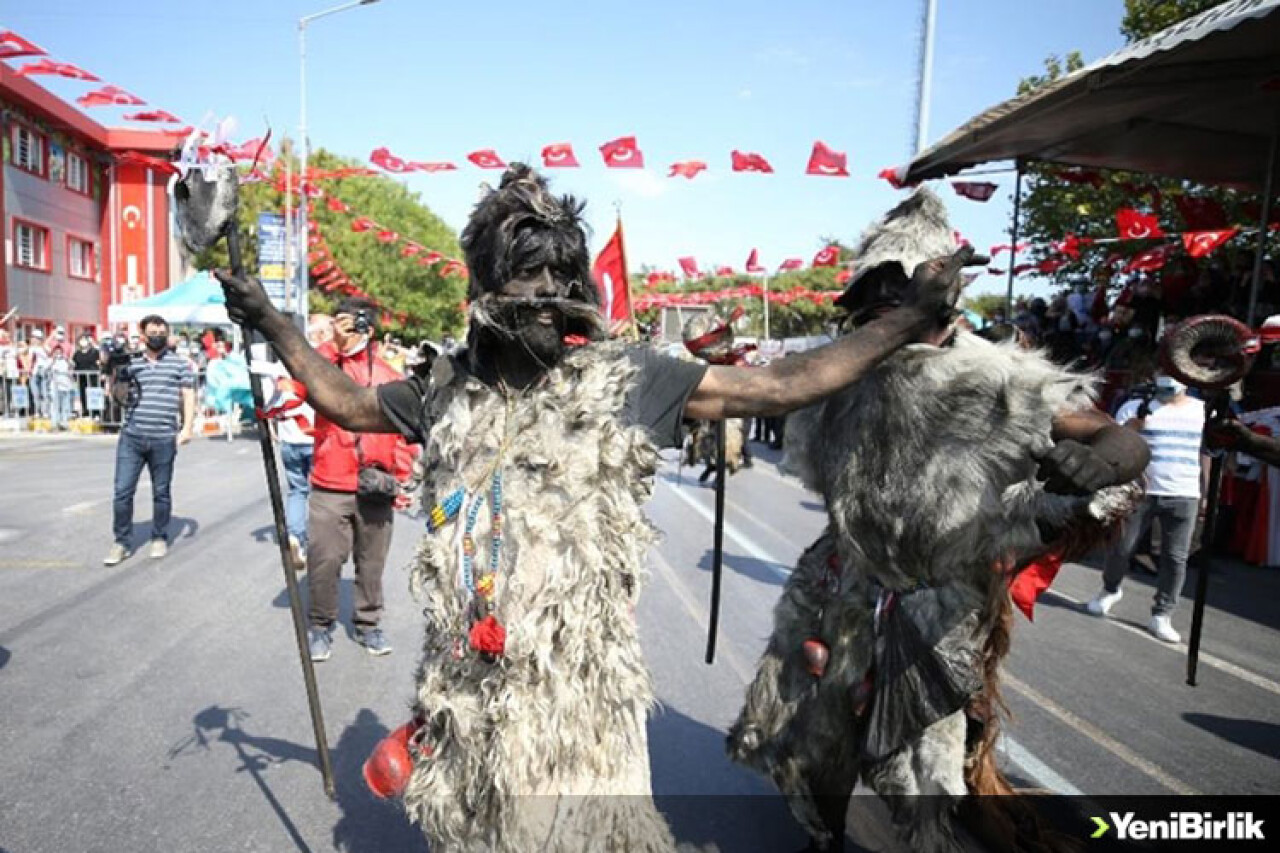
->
[353, 345, 399, 505]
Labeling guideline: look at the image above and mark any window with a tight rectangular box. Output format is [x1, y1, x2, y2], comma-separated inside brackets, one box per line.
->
[66, 151, 90, 194]
[11, 123, 45, 176]
[13, 219, 50, 271]
[68, 236, 95, 280]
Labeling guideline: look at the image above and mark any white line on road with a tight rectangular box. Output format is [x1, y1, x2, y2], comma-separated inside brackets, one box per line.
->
[999, 736, 1084, 796]
[649, 548, 755, 684]
[61, 500, 102, 515]
[664, 481, 791, 579]
[1042, 589, 1280, 697]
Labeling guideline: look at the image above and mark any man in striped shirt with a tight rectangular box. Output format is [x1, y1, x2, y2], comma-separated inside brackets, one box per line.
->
[1088, 374, 1208, 643]
[103, 315, 195, 566]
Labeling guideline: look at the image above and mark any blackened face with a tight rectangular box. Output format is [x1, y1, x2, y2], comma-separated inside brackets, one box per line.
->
[845, 264, 910, 327]
[493, 267, 567, 364]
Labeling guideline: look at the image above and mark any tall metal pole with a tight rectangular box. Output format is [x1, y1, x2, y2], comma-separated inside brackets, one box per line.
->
[297, 21, 310, 322]
[284, 158, 294, 314]
[1006, 163, 1024, 317]
[913, 0, 938, 155]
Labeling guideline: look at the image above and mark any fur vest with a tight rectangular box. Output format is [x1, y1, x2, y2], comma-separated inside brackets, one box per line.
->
[401, 340, 683, 852]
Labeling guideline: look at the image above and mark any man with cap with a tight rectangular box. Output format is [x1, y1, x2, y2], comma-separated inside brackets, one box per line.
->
[1088, 373, 1207, 642]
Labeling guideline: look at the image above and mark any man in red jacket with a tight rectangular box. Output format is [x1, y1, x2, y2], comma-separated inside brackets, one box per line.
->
[306, 297, 415, 661]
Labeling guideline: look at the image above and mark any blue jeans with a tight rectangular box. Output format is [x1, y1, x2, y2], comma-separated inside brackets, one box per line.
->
[51, 389, 73, 429]
[29, 372, 48, 418]
[1103, 495, 1199, 616]
[112, 430, 178, 546]
[281, 442, 313, 548]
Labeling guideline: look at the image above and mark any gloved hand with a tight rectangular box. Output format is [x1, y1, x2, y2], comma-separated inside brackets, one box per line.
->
[213, 269, 273, 328]
[1136, 397, 1154, 419]
[901, 246, 990, 324]
[1035, 439, 1116, 496]
[1205, 417, 1250, 451]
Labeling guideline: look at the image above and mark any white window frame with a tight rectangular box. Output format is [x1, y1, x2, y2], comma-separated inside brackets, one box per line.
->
[12, 123, 45, 176]
[14, 219, 50, 271]
[66, 151, 90, 195]
[68, 235, 95, 280]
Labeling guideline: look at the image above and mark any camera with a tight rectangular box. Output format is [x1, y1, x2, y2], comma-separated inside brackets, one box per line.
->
[353, 309, 372, 335]
[104, 339, 133, 379]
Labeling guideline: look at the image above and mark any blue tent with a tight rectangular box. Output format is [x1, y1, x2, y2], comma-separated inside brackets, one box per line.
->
[107, 271, 230, 325]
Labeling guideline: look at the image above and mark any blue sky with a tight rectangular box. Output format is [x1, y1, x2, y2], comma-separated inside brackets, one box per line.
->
[4, 0, 1128, 296]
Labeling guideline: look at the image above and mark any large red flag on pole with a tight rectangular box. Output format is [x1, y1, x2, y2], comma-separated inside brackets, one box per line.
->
[592, 218, 632, 336]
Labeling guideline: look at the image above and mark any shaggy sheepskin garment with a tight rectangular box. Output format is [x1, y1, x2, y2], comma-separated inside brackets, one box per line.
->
[400, 340, 695, 853]
[728, 333, 1141, 851]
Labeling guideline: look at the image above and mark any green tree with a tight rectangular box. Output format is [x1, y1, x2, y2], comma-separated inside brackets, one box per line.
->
[195, 140, 465, 341]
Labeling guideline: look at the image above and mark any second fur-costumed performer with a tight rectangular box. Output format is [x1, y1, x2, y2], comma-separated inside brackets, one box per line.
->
[727, 189, 1151, 853]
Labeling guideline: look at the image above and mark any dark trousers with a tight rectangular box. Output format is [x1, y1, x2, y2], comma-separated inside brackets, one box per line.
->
[112, 430, 178, 545]
[1103, 495, 1199, 616]
[307, 488, 394, 632]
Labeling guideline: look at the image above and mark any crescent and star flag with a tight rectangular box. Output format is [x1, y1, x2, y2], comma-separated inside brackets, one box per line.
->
[812, 245, 839, 267]
[778, 258, 804, 272]
[715, 266, 735, 277]
[836, 269, 853, 284]
[370, 147, 412, 173]
[678, 256, 700, 278]
[592, 220, 632, 334]
[0, 30, 46, 59]
[952, 181, 997, 202]
[401, 243, 423, 257]
[541, 143, 580, 168]
[124, 110, 181, 123]
[326, 196, 350, 213]
[16, 59, 100, 81]
[1182, 229, 1238, 258]
[376, 230, 400, 244]
[1115, 208, 1165, 240]
[409, 161, 457, 173]
[806, 141, 849, 177]
[351, 217, 377, 233]
[467, 149, 507, 169]
[669, 160, 707, 179]
[877, 165, 909, 188]
[745, 248, 765, 274]
[1125, 242, 1177, 273]
[731, 151, 774, 173]
[600, 136, 644, 168]
[76, 85, 145, 107]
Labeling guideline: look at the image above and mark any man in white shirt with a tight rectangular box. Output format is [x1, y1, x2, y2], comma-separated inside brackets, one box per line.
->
[1088, 374, 1207, 642]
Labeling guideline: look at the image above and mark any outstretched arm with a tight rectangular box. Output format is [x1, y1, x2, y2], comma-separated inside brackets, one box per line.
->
[1208, 419, 1280, 467]
[214, 270, 397, 433]
[1036, 407, 1151, 495]
[685, 247, 985, 420]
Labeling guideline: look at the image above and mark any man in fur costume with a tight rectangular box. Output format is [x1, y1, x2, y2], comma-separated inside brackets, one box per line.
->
[726, 189, 1151, 853]
[216, 165, 985, 852]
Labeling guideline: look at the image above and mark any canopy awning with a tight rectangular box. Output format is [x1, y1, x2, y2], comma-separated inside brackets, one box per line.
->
[107, 271, 231, 326]
[904, 0, 1280, 189]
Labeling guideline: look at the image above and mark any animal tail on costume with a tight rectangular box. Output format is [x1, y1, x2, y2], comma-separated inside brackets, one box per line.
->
[958, 581, 1084, 853]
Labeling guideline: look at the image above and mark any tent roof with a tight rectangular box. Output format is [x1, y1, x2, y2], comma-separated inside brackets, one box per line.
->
[107, 271, 230, 325]
[904, 0, 1280, 189]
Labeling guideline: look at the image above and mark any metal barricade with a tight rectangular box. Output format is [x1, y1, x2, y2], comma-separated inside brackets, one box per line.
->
[1, 365, 210, 435]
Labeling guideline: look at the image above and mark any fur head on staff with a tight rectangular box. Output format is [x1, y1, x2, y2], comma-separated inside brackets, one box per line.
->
[834, 187, 958, 327]
[461, 164, 607, 372]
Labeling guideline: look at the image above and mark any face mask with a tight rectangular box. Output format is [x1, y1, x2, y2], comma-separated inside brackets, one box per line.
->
[146, 335, 168, 352]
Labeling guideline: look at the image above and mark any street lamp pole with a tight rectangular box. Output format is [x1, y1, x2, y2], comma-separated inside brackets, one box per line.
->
[298, 0, 382, 321]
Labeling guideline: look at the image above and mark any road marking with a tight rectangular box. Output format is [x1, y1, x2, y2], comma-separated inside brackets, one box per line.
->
[61, 500, 101, 515]
[0, 559, 81, 570]
[649, 548, 755, 684]
[1003, 673, 1200, 795]
[999, 736, 1084, 796]
[663, 481, 791, 579]
[0, 528, 21, 544]
[1042, 589, 1280, 697]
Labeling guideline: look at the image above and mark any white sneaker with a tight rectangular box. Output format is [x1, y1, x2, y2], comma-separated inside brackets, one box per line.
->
[149, 539, 168, 559]
[1086, 588, 1122, 617]
[1148, 614, 1181, 644]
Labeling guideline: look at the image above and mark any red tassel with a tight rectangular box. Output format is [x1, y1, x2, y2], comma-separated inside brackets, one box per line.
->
[469, 615, 506, 657]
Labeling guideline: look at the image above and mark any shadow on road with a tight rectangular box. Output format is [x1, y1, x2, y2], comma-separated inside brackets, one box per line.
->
[695, 548, 787, 587]
[1183, 712, 1280, 760]
[0, 645, 9, 670]
[124, 515, 199, 548]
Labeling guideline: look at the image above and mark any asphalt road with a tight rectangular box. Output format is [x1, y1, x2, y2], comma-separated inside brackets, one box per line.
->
[1, 432, 1277, 853]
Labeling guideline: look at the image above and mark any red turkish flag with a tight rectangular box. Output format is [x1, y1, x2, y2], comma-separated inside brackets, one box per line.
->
[158, 125, 195, 138]
[467, 149, 507, 169]
[123, 110, 181, 123]
[16, 59, 100, 81]
[669, 160, 707, 179]
[715, 266, 735, 277]
[990, 242, 1030, 257]
[351, 217, 377, 233]
[1008, 552, 1063, 621]
[227, 137, 273, 164]
[541, 143, 580, 168]
[1037, 256, 1068, 274]
[311, 260, 335, 277]
[1174, 196, 1229, 231]
[836, 269, 853, 285]
[1182, 229, 1238, 258]
[370, 147, 412, 173]
[326, 196, 350, 213]
[592, 221, 632, 331]
[952, 181, 997, 202]
[877, 166, 909, 189]
[806, 141, 849, 177]
[376, 229, 400, 244]
[1125, 243, 1177, 273]
[812, 245, 839, 267]
[599, 136, 644, 168]
[0, 30, 46, 59]
[418, 251, 444, 267]
[678, 256, 700, 278]
[1115, 208, 1165, 240]
[745, 248, 765, 274]
[778, 258, 804, 272]
[440, 260, 468, 277]
[731, 151, 774, 173]
[401, 243, 423, 257]
[408, 161, 457, 173]
[76, 85, 145, 107]
[1054, 233, 1093, 259]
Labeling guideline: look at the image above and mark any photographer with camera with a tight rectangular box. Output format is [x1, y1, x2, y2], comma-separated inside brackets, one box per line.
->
[304, 297, 415, 661]
[103, 315, 195, 566]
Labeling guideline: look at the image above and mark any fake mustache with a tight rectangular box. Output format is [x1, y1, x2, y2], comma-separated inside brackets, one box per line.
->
[469, 294, 607, 340]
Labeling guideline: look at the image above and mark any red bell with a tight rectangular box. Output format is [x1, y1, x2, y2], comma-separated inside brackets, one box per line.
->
[363, 719, 426, 798]
[801, 638, 830, 678]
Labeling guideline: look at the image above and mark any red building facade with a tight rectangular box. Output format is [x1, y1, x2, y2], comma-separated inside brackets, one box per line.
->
[1, 63, 176, 341]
